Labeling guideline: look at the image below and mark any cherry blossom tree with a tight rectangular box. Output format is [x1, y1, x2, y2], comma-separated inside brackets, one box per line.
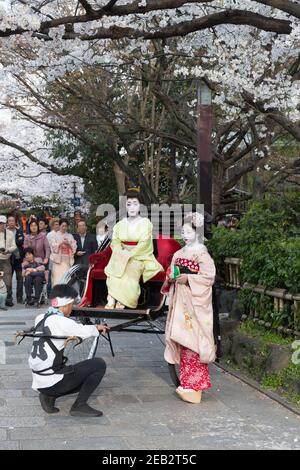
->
[0, 0, 299, 213]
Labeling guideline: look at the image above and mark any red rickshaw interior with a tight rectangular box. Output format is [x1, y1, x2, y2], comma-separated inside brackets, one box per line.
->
[79, 236, 181, 310]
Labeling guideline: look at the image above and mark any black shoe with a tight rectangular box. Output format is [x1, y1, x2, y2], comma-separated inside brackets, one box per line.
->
[17, 299, 24, 304]
[26, 298, 34, 306]
[5, 300, 14, 307]
[70, 402, 103, 417]
[39, 393, 59, 414]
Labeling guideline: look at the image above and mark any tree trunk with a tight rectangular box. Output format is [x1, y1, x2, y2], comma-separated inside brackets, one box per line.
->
[113, 161, 126, 195]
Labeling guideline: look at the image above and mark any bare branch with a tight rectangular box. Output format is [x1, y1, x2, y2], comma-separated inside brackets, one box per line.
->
[78, 0, 94, 15]
[100, 0, 120, 12]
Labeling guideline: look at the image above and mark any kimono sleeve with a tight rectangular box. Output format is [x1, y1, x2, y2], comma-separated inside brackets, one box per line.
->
[188, 250, 216, 289]
[49, 234, 60, 254]
[69, 234, 77, 255]
[110, 224, 123, 253]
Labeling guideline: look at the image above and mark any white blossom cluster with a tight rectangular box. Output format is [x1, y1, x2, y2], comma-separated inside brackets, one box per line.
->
[0, 0, 298, 201]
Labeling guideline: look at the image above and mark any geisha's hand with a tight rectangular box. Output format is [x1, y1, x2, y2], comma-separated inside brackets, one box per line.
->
[176, 274, 188, 285]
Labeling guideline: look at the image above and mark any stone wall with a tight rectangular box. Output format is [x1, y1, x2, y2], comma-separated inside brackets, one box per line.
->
[220, 317, 300, 399]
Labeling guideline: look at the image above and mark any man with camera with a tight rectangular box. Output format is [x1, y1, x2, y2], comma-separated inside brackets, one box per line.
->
[0, 215, 17, 307]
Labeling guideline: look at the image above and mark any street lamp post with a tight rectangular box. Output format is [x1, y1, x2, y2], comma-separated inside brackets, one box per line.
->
[196, 80, 213, 216]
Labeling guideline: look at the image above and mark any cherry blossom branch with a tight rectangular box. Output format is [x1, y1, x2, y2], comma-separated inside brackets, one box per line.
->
[78, 11, 292, 40]
[0, 4, 293, 39]
[0, 136, 70, 176]
[263, 158, 300, 189]
[255, 0, 300, 20]
[242, 91, 300, 141]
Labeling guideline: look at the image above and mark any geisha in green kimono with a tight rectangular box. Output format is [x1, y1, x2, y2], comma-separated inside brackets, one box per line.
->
[104, 190, 163, 309]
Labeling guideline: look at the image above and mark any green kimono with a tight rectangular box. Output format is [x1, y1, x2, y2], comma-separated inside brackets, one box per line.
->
[104, 217, 163, 308]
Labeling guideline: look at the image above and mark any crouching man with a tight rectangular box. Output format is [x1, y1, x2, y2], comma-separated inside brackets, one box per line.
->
[28, 284, 107, 417]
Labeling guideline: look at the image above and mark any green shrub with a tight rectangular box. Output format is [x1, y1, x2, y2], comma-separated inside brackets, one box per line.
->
[208, 192, 300, 292]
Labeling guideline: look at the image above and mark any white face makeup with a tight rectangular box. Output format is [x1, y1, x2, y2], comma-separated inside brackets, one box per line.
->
[126, 198, 140, 218]
[181, 223, 198, 245]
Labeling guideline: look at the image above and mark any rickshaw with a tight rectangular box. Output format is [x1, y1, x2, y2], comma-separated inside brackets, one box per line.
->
[67, 225, 221, 386]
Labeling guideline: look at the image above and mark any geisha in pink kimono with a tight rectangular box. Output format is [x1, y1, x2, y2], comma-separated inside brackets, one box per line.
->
[163, 212, 216, 404]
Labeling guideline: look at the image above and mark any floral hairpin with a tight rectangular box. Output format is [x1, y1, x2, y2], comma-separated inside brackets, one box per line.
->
[186, 212, 204, 228]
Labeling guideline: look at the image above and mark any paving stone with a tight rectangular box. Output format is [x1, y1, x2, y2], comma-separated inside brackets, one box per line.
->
[0, 406, 44, 417]
[0, 441, 21, 450]
[5, 397, 39, 407]
[0, 389, 23, 398]
[1, 304, 300, 450]
[21, 437, 128, 450]
[0, 417, 46, 427]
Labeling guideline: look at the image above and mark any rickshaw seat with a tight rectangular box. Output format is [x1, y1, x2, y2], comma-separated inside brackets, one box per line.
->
[89, 235, 181, 281]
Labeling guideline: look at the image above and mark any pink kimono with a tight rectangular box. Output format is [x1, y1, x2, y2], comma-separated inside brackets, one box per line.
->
[164, 244, 216, 391]
[49, 231, 77, 286]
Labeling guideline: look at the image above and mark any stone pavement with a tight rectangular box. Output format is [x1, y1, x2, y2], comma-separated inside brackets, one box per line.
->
[0, 305, 299, 450]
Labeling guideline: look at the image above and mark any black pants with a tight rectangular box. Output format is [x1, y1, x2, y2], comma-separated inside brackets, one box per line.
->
[24, 275, 44, 301]
[38, 358, 106, 404]
[7, 262, 23, 302]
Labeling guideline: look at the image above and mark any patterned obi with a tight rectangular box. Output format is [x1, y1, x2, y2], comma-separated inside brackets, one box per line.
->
[175, 257, 200, 274]
[61, 243, 72, 256]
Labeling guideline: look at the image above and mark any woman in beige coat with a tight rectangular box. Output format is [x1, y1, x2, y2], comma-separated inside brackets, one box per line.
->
[163, 212, 216, 404]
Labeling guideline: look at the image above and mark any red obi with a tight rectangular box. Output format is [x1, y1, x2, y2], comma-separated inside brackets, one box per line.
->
[61, 243, 72, 256]
[175, 257, 200, 273]
[122, 241, 138, 246]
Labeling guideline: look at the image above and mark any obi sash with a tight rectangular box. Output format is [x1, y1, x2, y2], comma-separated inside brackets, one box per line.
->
[61, 243, 72, 256]
[175, 257, 200, 273]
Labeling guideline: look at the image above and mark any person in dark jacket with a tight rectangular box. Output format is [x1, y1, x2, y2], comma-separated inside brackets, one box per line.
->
[73, 221, 98, 267]
[6, 214, 24, 305]
[22, 248, 45, 306]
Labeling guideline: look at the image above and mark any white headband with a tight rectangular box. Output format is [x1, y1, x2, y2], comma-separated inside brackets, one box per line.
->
[51, 297, 74, 307]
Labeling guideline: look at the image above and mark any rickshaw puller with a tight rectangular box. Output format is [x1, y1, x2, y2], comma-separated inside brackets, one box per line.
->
[28, 284, 108, 417]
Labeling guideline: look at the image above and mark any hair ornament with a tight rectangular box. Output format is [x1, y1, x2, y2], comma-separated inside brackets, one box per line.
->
[186, 212, 204, 228]
[127, 187, 140, 193]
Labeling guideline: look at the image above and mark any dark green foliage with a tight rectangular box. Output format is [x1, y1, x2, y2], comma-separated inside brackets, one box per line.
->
[208, 192, 300, 293]
[48, 132, 119, 209]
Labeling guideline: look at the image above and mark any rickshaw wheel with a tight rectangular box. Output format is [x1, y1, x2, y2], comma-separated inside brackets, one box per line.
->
[168, 363, 180, 387]
[66, 265, 88, 298]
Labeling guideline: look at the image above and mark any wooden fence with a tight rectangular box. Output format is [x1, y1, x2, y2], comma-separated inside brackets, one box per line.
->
[223, 257, 300, 337]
